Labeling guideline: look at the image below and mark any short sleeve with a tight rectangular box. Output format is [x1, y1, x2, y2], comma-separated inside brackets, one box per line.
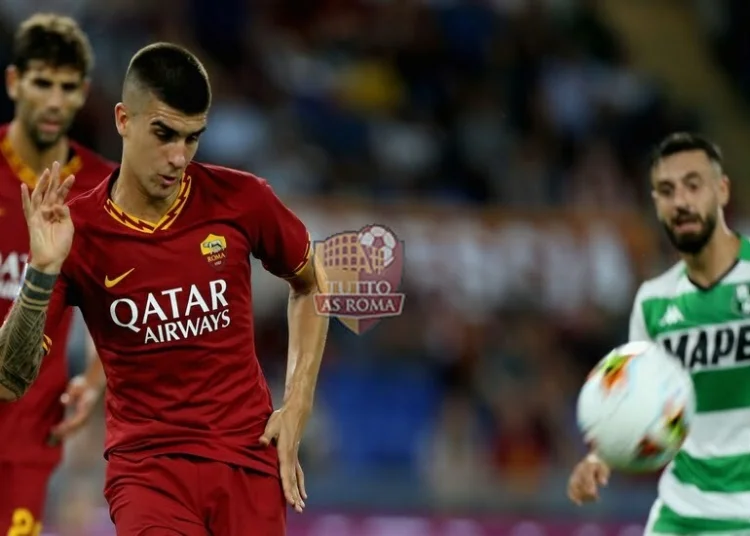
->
[249, 182, 311, 279]
[628, 285, 651, 342]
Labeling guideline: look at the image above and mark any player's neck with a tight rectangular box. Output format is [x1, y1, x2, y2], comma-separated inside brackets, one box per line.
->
[7, 120, 69, 176]
[683, 225, 740, 288]
[111, 166, 179, 224]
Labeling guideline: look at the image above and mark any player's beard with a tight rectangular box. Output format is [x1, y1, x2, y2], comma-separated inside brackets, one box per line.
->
[663, 209, 717, 255]
[24, 114, 70, 151]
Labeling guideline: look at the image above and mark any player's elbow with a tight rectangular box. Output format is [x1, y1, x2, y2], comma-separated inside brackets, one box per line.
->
[0, 373, 36, 401]
[0, 384, 17, 401]
[289, 256, 327, 297]
[0, 379, 24, 401]
[0, 370, 41, 400]
[0, 351, 45, 401]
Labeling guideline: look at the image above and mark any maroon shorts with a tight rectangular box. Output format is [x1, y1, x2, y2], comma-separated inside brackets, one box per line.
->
[104, 454, 286, 536]
[0, 462, 53, 536]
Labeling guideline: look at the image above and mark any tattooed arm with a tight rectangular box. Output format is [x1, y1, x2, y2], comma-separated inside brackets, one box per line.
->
[0, 161, 77, 400]
[0, 267, 57, 400]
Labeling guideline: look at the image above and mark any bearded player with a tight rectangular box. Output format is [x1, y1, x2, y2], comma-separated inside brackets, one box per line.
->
[0, 42, 329, 535]
[0, 13, 115, 535]
[568, 133, 750, 534]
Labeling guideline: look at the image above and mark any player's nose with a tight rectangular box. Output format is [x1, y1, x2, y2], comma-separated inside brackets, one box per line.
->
[45, 86, 65, 110]
[167, 145, 188, 170]
[672, 186, 691, 210]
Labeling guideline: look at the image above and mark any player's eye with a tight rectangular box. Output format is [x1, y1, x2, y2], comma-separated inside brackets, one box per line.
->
[186, 135, 200, 144]
[657, 186, 673, 197]
[62, 82, 79, 92]
[31, 79, 53, 89]
[154, 130, 172, 142]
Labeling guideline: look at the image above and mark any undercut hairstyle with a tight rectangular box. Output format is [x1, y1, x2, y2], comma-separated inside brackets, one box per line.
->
[123, 43, 211, 115]
[12, 13, 94, 76]
[650, 132, 724, 173]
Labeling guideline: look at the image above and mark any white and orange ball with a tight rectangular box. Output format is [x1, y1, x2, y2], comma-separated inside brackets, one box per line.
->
[577, 341, 696, 472]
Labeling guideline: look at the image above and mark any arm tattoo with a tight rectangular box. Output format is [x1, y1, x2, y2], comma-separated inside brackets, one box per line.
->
[0, 267, 57, 398]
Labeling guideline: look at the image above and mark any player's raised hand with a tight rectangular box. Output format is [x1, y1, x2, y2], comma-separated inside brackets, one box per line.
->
[567, 454, 610, 505]
[21, 161, 76, 274]
[260, 406, 309, 513]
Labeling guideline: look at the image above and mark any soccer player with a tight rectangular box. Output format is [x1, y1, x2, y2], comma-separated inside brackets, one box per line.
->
[0, 13, 115, 535]
[0, 42, 329, 535]
[567, 132, 750, 535]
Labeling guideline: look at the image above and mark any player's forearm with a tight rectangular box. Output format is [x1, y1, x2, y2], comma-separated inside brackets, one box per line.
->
[0, 267, 57, 400]
[83, 353, 106, 393]
[83, 334, 106, 392]
[284, 256, 329, 411]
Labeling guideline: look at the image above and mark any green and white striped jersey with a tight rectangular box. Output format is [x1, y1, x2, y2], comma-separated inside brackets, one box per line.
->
[631, 236, 750, 534]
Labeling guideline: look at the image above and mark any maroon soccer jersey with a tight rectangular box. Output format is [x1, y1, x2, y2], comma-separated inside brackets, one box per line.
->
[0, 124, 115, 466]
[44, 162, 311, 475]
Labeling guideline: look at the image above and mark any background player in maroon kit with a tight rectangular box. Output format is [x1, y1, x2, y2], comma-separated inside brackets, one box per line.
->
[0, 13, 115, 535]
[0, 43, 329, 535]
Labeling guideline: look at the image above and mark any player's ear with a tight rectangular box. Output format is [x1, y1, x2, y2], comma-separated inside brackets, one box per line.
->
[114, 103, 128, 137]
[80, 77, 91, 102]
[649, 172, 659, 203]
[5, 65, 19, 101]
[719, 175, 730, 207]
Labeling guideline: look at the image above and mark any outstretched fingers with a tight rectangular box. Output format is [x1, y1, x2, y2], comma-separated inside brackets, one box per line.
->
[55, 175, 76, 206]
[29, 168, 51, 213]
[42, 163, 75, 207]
[21, 184, 31, 219]
[21, 162, 76, 225]
[27, 162, 76, 215]
[41, 162, 60, 207]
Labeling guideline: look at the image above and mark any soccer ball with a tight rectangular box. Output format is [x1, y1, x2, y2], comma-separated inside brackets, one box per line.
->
[358, 225, 398, 268]
[576, 341, 696, 472]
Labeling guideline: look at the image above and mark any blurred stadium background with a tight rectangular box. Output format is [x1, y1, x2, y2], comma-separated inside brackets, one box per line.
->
[2, 0, 750, 534]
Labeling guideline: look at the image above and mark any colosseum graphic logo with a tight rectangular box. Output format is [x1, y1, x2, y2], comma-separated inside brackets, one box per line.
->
[314, 224, 405, 335]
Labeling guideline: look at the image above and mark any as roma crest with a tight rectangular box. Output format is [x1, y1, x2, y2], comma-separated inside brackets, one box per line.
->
[200, 233, 227, 269]
[313, 224, 405, 335]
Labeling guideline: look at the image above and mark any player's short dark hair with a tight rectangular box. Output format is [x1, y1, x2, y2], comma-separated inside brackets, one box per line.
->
[123, 42, 211, 115]
[650, 132, 723, 171]
[12, 13, 93, 76]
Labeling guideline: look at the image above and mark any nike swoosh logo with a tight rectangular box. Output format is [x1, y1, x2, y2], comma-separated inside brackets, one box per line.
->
[105, 268, 135, 288]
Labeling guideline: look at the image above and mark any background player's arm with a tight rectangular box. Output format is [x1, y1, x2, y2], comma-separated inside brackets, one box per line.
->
[49, 331, 105, 441]
[82, 332, 105, 392]
[0, 267, 57, 400]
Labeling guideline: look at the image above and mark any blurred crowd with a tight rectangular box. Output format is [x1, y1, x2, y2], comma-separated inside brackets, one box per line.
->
[696, 0, 750, 108]
[0, 0, 701, 206]
[1, 0, 747, 532]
